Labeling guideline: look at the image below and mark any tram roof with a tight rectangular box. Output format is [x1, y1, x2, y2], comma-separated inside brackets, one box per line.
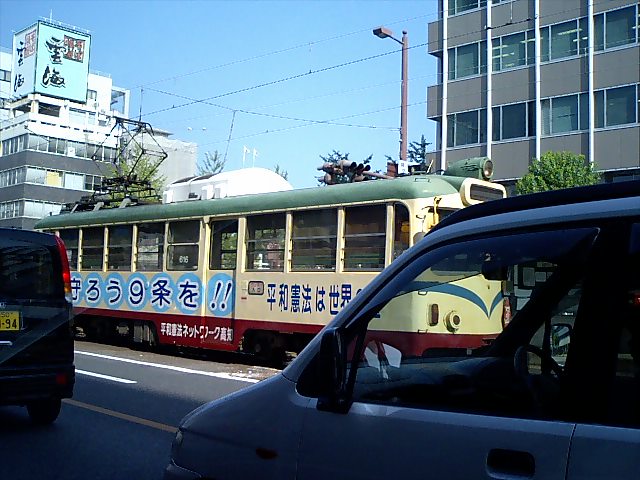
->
[36, 174, 469, 229]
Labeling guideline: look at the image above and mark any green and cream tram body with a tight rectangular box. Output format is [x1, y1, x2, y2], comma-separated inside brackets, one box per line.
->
[36, 161, 507, 359]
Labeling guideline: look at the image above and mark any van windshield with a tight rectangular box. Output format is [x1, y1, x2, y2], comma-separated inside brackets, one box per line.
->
[0, 239, 60, 300]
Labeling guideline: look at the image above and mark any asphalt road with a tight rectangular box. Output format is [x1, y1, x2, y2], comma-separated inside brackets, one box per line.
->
[0, 340, 280, 480]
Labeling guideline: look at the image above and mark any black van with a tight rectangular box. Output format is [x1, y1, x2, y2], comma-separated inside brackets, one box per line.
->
[0, 228, 75, 424]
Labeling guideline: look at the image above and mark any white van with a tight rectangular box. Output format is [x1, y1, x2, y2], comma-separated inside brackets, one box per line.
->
[165, 181, 640, 480]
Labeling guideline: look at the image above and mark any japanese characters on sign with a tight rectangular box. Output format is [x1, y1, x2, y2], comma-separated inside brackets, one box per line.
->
[11, 26, 37, 98]
[70, 272, 359, 318]
[11, 21, 91, 102]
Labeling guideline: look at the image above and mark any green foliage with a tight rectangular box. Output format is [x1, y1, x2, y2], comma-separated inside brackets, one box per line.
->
[197, 150, 225, 175]
[273, 164, 289, 180]
[110, 144, 167, 197]
[516, 151, 601, 194]
[408, 135, 432, 171]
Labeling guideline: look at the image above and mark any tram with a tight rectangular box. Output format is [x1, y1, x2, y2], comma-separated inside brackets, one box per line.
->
[35, 158, 507, 361]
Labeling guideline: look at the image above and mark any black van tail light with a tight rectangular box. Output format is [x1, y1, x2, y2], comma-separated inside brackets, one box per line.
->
[502, 296, 512, 328]
[55, 235, 73, 303]
[56, 372, 70, 386]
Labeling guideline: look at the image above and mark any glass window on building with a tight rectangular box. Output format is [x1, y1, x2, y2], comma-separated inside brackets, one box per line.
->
[81, 227, 104, 271]
[448, 0, 486, 16]
[167, 220, 200, 271]
[136, 223, 165, 271]
[493, 32, 526, 71]
[501, 103, 527, 139]
[606, 6, 637, 49]
[542, 94, 589, 135]
[246, 214, 285, 271]
[595, 6, 638, 51]
[449, 41, 486, 80]
[291, 209, 337, 271]
[447, 109, 486, 147]
[64, 172, 84, 190]
[550, 20, 578, 60]
[107, 225, 133, 271]
[595, 85, 637, 128]
[344, 205, 386, 271]
[0, 69, 10, 82]
[84, 174, 102, 191]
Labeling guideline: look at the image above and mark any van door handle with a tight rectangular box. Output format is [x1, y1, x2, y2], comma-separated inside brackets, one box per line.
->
[486, 448, 535, 478]
[0, 341, 13, 347]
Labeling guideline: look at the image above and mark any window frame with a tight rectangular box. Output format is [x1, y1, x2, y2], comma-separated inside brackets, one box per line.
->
[246, 213, 286, 271]
[291, 209, 338, 271]
[343, 204, 386, 272]
[167, 220, 200, 271]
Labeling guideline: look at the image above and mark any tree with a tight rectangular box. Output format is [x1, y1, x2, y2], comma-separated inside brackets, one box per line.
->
[516, 151, 601, 194]
[197, 150, 225, 175]
[408, 135, 432, 172]
[104, 144, 166, 203]
[273, 164, 289, 181]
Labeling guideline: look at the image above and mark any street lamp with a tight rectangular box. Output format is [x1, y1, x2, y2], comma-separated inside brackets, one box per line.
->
[373, 26, 408, 171]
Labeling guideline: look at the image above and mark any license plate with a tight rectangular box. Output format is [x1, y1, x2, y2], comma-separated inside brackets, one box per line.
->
[0, 311, 21, 331]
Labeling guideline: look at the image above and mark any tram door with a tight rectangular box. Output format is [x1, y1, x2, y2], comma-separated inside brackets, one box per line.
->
[207, 220, 239, 348]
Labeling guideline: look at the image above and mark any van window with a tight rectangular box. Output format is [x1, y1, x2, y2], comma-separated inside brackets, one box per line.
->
[0, 238, 60, 299]
[338, 227, 598, 420]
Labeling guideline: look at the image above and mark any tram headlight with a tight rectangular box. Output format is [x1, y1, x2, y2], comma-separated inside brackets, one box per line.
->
[444, 311, 461, 333]
[481, 159, 494, 180]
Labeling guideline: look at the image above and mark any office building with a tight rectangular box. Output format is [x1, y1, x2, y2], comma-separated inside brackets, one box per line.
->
[427, 0, 640, 191]
[0, 19, 196, 229]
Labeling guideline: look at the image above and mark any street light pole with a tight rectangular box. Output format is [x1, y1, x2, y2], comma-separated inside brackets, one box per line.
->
[400, 30, 408, 165]
[373, 26, 409, 171]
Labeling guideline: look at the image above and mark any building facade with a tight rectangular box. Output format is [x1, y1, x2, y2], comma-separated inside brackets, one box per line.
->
[0, 19, 196, 229]
[427, 0, 640, 191]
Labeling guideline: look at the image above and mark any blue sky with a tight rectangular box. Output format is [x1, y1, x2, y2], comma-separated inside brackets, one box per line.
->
[1, 0, 440, 188]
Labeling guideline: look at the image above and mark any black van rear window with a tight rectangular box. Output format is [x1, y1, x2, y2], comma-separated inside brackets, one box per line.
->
[0, 240, 59, 299]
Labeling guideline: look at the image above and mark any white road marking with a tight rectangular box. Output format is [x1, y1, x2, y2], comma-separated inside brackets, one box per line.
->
[76, 369, 137, 384]
[75, 350, 260, 383]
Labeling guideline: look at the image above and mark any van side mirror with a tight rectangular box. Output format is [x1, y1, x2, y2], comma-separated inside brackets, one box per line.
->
[317, 327, 351, 413]
[482, 260, 508, 281]
[550, 323, 572, 357]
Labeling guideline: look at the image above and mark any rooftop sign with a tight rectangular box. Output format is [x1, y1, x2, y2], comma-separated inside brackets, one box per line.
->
[11, 20, 91, 103]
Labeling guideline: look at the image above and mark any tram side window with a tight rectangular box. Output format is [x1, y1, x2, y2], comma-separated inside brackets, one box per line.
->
[107, 225, 133, 271]
[394, 203, 410, 259]
[59, 228, 79, 270]
[344, 205, 386, 271]
[246, 214, 285, 271]
[291, 209, 337, 271]
[210, 220, 238, 270]
[167, 220, 200, 271]
[81, 227, 104, 271]
[136, 222, 165, 271]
